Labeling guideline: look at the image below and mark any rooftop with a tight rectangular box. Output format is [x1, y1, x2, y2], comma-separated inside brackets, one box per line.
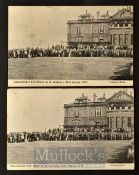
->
[74, 93, 91, 104]
[78, 10, 94, 20]
[67, 7, 133, 24]
[64, 90, 134, 108]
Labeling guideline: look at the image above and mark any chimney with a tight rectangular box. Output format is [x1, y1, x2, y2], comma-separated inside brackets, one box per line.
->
[127, 6, 131, 12]
[129, 6, 131, 12]
[82, 93, 84, 97]
[96, 11, 100, 19]
[86, 10, 87, 14]
[130, 91, 132, 96]
[103, 93, 105, 98]
[93, 93, 97, 102]
[107, 10, 109, 16]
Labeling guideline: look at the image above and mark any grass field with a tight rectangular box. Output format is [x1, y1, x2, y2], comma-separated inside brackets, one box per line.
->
[8, 57, 133, 80]
[7, 140, 133, 164]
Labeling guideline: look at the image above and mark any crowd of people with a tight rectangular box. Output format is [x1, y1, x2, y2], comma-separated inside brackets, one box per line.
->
[8, 44, 133, 58]
[7, 127, 133, 143]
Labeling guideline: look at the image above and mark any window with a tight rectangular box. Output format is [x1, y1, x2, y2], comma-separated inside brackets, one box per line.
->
[131, 34, 133, 45]
[74, 110, 79, 117]
[122, 106, 125, 109]
[77, 27, 81, 34]
[107, 118, 109, 127]
[110, 117, 114, 128]
[99, 38, 104, 41]
[125, 23, 128, 27]
[128, 106, 131, 110]
[128, 117, 132, 127]
[131, 23, 133, 27]
[119, 34, 123, 45]
[113, 34, 117, 45]
[116, 106, 120, 109]
[111, 103, 114, 110]
[116, 117, 121, 128]
[121, 117, 126, 128]
[119, 23, 123, 27]
[110, 34, 112, 44]
[117, 94, 125, 100]
[114, 23, 118, 27]
[125, 34, 129, 45]
[95, 109, 101, 117]
[99, 26, 104, 33]
[79, 27, 81, 34]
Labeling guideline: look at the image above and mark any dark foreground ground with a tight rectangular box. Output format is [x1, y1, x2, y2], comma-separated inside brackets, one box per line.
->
[7, 140, 134, 164]
[8, 57, 133, 80]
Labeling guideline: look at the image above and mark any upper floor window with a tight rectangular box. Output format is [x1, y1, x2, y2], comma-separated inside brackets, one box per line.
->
[114, 23, 118, 27]
[95, 109, 101, 117]
[99, 26, 104, 33]
[116, 106, 120, 109]
[128, 117, 132, 127]
[119, 23, 123, 27]
[131, 23, 133, 27]
[77, 26, 81, 35]
[74, 110, 79, 117]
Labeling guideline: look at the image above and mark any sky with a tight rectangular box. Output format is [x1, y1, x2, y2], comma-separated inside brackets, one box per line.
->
[7, 88, 134, 133]
[8, 6, 133, 49]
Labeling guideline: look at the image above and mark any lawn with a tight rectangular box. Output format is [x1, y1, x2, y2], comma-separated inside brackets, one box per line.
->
[8, 57, 133, 80]
[7, 140, 133, 164]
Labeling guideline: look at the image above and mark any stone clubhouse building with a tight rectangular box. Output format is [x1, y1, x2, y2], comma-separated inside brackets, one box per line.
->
[64, 90, 134, 129]
[67, 7, 133, 48]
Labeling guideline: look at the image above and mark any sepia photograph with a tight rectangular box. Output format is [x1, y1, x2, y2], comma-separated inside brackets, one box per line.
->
[7, 88, 134, 170]
[8, 6, 133, 86]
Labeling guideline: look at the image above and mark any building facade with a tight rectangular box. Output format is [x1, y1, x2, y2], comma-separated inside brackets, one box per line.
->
[67, 7, 133, 47]
[64, 90, 134, 129]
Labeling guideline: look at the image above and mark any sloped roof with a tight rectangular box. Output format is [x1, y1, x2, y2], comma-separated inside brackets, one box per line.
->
[106, 90, 134, 103]
[111, 8, 133, 20]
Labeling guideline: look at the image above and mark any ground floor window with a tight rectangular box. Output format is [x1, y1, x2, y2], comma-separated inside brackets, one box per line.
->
[128, 117, 132, 127]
